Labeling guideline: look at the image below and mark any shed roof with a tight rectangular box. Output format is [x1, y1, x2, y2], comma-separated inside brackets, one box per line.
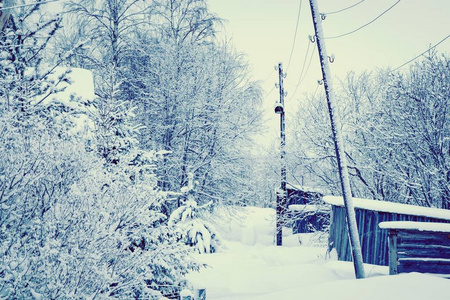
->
[323, 196, 450, 221]
[286, 183, 323, 194]
[288, 204, 331, 213]
[379, 221, 450, 232]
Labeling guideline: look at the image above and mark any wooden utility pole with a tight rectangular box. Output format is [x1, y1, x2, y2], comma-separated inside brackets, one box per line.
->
[275, 63, 287, 246]
[308, 0, 365, 278]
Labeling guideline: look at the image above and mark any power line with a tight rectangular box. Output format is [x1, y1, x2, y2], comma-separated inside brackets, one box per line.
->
[266, 85, 276, 98]
[294, 40, 313, 87]
[287, 39, 311, 89]
[262, 69, 275, 83]
[325, 0, 401, 40]
[286, 0, 303, 72]
[0, 0, 63, 11]
[323, 0, 366, 15]
[311, 81, 320, 98]
[286, 40, 310, 88]
[391, 35, 450, 72]
[288, 41, 316, 101]
[261, 85, 277, 115]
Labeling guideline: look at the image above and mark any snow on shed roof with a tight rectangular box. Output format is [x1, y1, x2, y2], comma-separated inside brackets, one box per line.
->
[323, 196, 450, 221]
[379, 221, 450, 232]
[288, 204, 331, 213]
[286, 183, 323, 194]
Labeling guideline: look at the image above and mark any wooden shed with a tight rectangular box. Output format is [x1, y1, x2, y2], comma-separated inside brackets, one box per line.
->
[289, 204, 330, 233]
[287, 184, 323, 206]
[324, 196, 450, 266]
[286, 184, 328, 233]
[379, 221, 450, 277]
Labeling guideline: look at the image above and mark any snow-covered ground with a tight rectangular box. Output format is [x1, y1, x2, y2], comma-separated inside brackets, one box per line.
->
[187, 207, 450, 299]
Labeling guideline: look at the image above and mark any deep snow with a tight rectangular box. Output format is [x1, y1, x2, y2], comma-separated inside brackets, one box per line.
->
[187, 207, 450, 299]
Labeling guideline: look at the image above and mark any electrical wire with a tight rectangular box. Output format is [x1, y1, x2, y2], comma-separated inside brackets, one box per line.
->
[312, 82, 320, 98]
[292, 40, 312, 88]
[288, 41, 316, 101]
[323, 0, 366, 15]
[0, 0, 63, 11]
[262, 69, 275, 83]
[390, 35, 450, 72]
[266, 85, 276, 98]
[286, 0, 303, 72]
[325, 0, 401, 40]
[261, 85, 277, 115]
[299, 42, 316, 84]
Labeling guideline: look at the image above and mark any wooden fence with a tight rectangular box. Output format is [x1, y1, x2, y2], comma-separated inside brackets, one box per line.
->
[324, 196, 450, 266]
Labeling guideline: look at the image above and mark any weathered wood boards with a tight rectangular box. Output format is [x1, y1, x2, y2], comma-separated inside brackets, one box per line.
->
[287, 185, 327, 234]
[289, 204, 330, 233]
[380, 222, 450, 277]
[325, 196, 450, 266]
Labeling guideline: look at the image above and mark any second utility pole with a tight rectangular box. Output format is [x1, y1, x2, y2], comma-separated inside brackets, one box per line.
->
[276, 63, 287, 246]
[308, 0, 365, 278]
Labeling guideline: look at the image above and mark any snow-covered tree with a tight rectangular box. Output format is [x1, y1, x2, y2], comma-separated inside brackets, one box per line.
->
[124, 34, 263, 209]
[290, 52, 450, 209]
[168, 173, 221, 254]
[1, 3, 200, 297]
[375, 53, 450, 208]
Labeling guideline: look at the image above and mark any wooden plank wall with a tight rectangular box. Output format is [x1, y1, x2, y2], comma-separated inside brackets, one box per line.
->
[387, 229, 450, 276]
[328, 206, 450, 266]
[293, 211, 329, 233]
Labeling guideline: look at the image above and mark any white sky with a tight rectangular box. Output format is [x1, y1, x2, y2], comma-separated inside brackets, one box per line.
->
[207, 0, 450, 148]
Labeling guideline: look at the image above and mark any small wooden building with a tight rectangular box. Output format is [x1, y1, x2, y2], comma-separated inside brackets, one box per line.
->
[286, 184, 328, 233]
[289, 204, 330, 233]
[287, 184, 323, 206]
[324, 196, 450, 266]
[380, 221, 450, 277]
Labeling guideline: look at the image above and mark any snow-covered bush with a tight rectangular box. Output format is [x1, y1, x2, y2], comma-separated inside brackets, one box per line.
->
[0, 57, 197, 300]
[169, 173, 221, 254]
[0, 105, 199, 298]
[0, 2, 203, 297]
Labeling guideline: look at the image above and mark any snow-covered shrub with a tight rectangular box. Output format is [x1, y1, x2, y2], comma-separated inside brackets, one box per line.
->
[0, 112, 199, 298]
[0, 67, 197, 299]
[0, 3, 200, 297]
[169, 173, 221, 254]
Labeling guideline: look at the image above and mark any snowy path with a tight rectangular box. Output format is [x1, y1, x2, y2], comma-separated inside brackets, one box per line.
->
[187, 207, 450, 300]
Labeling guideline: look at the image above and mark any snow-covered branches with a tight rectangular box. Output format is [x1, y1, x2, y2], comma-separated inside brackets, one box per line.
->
[290, 52, 450, 209]
[169, 173, 221, 254]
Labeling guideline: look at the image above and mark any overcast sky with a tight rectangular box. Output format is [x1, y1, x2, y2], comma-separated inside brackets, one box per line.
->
[207, 0, 450, 147]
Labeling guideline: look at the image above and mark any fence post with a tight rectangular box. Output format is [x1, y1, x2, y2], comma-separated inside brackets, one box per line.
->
[388, 229, 398, 275]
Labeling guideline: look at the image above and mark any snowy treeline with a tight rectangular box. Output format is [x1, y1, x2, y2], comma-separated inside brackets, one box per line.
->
[289, 53, 450, 209]
[0, 0, 263, 298]
[56, 0, 265, 210]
